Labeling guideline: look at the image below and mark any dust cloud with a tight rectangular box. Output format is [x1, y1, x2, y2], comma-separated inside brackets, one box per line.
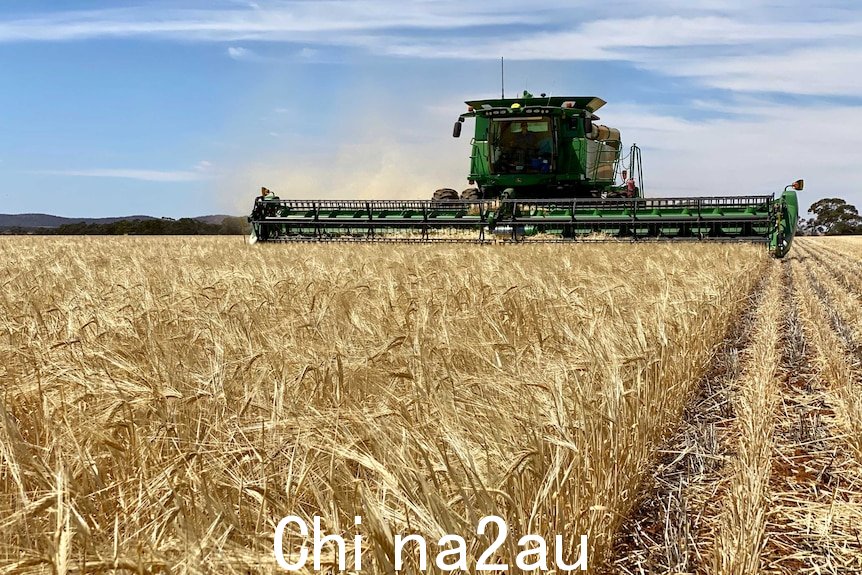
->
[217, 102, 471, 214]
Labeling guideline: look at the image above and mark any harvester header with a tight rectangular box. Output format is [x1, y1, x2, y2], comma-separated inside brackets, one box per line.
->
[248, 91, 802, 258]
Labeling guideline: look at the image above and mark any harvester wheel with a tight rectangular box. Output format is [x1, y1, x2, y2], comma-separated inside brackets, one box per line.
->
[460, 187, 481, 201]
[432, 188, 459, 202]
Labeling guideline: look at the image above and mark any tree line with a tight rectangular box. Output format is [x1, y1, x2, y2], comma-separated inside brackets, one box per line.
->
[0, 216, 250, 236]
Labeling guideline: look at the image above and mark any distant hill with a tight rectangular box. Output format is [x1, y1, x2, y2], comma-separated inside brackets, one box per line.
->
[0, 213, 236, 230]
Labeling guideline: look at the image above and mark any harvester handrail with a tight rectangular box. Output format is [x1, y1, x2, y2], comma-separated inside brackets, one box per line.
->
[256, 195, 775, 211]
[500, 195, 773, 205]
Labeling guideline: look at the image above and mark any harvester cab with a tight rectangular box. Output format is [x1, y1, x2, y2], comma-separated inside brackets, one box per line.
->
[248, 92, 802, 258]
[454, 91, 634, 200]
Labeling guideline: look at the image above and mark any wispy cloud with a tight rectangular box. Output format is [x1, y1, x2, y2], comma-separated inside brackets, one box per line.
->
[36, 168, 211, 182]
[2, 4, 850, 48]
[384, 16, 861, 59]
[226, 45, 253, 60]
[645, 47, 862, 97]
[0, 3, 546, 43]
[1, 4, 857, 98]
[378, 15, 862, 97]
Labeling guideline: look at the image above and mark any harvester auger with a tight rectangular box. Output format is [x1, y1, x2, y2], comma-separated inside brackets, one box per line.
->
[248, 91, 802, 258]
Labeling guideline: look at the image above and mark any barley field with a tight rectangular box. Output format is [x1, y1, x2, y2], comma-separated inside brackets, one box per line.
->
[1, 236, 861, 574]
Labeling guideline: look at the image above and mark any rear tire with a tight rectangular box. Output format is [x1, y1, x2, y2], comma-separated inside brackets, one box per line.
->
[432, 188, 459, 202]
[460, 187, 481, 201]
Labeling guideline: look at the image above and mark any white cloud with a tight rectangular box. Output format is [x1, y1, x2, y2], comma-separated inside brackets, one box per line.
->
[226, 46, 252, 60]
[384, 16, 860, 60]
[579, 16, 861, 48]
[377, 15, 862, 97]
[605, 101, 862, 211]
[37, 168, 210, 182]
[1, 4, 860, 97]
[0, 4, 836, 47]
[647, 47, 862, 97]
[0, 4, 546, 43]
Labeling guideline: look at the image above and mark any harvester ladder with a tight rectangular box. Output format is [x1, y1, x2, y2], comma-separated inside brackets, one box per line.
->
[628, 144, 643, 195]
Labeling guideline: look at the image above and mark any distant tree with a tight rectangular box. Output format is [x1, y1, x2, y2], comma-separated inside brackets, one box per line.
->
[806, 198, 862, 235]
[797, 217, 816, 236]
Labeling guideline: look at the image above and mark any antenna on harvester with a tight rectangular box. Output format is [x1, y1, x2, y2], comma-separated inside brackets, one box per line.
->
[501, 57, 505, 98]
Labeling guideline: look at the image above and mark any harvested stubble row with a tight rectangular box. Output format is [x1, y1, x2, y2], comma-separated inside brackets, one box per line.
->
[610, 262, 781, 575]
[791, 239, 862, 464]
[807, 236, 862, 265]
[800, 239, 862, 314]
[0, 237, 766, 573]
[754, 239, 862, 574]
[797, 241, 862, 344]
[710, 263, 783, 575]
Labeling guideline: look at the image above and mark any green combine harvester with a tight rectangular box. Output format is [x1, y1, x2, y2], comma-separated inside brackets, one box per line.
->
[248, 92, 802, 258]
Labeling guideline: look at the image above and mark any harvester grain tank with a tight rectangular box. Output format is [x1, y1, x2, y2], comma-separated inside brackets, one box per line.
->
[249, 92, 802, 258]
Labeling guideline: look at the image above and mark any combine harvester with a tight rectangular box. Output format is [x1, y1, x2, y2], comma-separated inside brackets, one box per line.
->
[248, 92, 802, 257]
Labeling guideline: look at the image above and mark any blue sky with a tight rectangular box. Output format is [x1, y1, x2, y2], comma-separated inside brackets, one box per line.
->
[0, 1, 860, 217]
